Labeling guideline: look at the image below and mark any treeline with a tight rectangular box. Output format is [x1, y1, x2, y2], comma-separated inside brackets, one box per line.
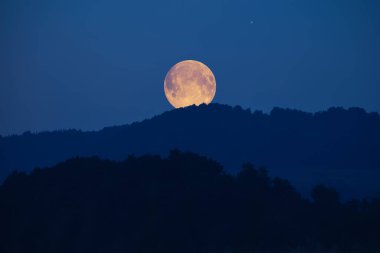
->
[0, 151, 379, 253]
[1, 104, 380, 191]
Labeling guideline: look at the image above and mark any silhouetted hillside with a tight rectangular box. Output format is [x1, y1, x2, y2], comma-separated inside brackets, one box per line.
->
[1, 152, 379, 253]
[1, 104, 380, 198]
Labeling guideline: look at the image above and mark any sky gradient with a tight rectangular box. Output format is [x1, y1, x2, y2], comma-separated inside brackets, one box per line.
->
[1, 0, 380, 135]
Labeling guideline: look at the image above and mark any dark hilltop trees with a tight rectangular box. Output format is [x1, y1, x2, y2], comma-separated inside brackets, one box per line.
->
[0, 151, 379, 253]
[1, 104, 380, 199]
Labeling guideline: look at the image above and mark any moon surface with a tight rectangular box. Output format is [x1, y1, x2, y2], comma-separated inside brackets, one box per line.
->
[164, 60, 216, 108]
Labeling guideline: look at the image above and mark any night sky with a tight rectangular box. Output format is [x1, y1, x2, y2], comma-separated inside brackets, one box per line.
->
[1, 0, 379, 135]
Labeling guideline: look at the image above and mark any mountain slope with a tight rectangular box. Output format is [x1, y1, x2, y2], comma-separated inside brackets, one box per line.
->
[1, 153, 379, 253]
[1, 103, 380, 197]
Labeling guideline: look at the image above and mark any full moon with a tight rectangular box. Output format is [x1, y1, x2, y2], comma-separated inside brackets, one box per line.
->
[164, 60, 216, 108]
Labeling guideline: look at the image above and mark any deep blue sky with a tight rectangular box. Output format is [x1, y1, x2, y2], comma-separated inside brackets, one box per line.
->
[1, 0, 379, 135]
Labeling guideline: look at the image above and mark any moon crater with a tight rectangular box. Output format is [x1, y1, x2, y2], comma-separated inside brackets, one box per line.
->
[164, 60, 216, 108]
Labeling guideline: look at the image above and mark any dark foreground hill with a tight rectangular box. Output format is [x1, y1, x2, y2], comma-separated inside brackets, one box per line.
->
[1, 103, 380, 198]
[1, 151, 379, 253]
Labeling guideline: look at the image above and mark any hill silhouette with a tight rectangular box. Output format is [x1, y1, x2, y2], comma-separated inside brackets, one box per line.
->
[1, 103, 380, 198]
[1, 151, 379, 253]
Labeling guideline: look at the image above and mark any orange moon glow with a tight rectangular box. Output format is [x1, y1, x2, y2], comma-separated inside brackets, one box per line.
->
[164, 60, 216, 108]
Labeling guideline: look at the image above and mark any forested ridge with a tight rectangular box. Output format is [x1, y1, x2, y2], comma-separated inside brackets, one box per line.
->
[1, 151, 379, 253]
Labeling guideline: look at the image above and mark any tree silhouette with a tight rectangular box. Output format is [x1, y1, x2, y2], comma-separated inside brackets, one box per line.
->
[1, 104, 380, 200]
[0, 151, 379, 253]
